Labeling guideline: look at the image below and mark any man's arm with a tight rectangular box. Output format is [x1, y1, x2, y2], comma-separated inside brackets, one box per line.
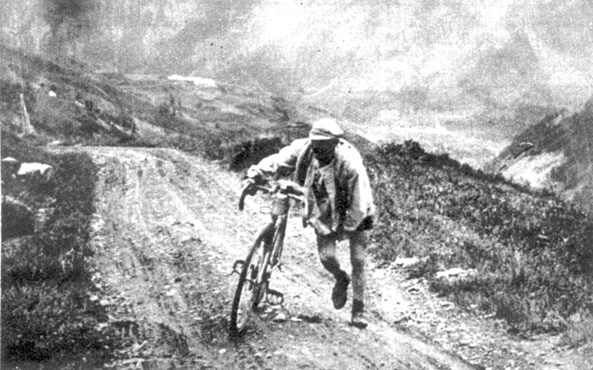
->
[247, 138, 309, 180]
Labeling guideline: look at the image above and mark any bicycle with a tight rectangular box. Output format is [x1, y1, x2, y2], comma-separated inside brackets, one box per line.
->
[228, 179, 306, 337]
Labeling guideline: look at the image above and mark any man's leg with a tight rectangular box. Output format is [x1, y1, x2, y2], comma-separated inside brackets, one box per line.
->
[316, 232, 350, 309]
[349, 230, 369, 328]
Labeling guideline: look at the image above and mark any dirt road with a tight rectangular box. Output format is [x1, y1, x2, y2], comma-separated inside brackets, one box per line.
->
[68, 146, 475, 369]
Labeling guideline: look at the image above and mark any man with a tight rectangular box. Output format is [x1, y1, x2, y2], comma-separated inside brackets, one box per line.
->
[246, 118, 375, 328]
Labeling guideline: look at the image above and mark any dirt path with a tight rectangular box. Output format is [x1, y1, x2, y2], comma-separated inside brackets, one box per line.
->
[60, 146, 477, 370]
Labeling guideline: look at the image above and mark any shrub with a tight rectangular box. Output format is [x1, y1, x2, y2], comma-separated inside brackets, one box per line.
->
[1, 197, 35, 238]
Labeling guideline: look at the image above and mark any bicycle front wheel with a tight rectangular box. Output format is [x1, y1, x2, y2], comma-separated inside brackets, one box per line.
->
[229, 223, 273, 337]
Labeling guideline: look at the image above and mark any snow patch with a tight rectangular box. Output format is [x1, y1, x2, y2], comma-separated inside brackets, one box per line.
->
[502, 152, 566, 189]
[167, 75, 217, 88]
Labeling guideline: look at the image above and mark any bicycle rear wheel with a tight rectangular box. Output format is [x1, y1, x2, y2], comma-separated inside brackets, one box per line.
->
[229, 223, 273, 337]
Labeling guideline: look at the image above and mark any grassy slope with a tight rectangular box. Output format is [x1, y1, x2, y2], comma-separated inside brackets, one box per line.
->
[366, 141, 592, 335]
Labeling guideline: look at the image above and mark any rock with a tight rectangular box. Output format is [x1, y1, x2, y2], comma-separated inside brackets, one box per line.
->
[393, 315, 410, 324]
[439, 301, 455, 309]
[393, 257, 421, 268]
[272, 311, 288, 322]
[436, 268, 476, 280]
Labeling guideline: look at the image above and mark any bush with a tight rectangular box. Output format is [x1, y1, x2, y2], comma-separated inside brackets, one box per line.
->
[1, 197, 35, 238]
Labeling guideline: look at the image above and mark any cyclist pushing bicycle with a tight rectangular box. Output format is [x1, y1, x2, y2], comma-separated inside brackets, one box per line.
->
[243, 118, 376, 329]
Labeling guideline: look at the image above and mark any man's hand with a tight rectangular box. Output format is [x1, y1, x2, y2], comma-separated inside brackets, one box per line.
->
[240, 166, 268, 198]
[241, 178, 258, 196]
[246, 165, 269, 187]
[246, 165, 264, 182]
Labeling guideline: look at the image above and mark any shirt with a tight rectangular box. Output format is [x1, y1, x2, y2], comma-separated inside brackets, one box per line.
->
[254, 138, 375, 236]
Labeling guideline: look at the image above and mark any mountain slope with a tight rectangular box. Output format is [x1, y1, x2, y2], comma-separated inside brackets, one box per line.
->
[0, 43, 316, 167]
[491, 97, 593, 212]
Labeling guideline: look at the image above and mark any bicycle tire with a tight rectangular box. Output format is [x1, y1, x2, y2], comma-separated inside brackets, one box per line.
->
[270, 216, 287, 267]
[229, 223, 273, 337]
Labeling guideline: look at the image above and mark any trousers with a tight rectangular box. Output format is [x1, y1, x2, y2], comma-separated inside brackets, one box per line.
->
[316, 229, 369, 304]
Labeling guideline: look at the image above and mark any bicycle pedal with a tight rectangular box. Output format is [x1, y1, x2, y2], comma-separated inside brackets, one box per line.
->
[229, 259, 245, 276]
[266, 289, 284, 306]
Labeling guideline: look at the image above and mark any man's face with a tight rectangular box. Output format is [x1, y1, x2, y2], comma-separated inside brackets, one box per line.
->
[311, 139, 338, 163]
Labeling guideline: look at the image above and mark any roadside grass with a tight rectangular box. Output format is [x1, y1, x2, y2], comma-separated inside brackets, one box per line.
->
[366, 140, 593, 337]
[562, 313, 593, 348]
[1, 131, 118, 365]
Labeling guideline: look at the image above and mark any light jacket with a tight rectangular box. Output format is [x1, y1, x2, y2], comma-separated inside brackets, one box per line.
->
[255, 138, 375, 235]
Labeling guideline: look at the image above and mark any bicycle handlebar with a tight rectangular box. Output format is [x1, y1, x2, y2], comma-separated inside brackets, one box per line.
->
[239, 179, 306, 211]
[238, 181, 254, 211]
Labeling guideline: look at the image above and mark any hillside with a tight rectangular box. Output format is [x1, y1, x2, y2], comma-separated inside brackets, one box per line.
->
[0, 43, 317, 167]
[490, 97, 593, 213]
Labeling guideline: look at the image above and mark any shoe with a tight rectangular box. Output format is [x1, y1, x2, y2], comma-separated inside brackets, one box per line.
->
[350, 299, 368, 329]
[331, 273, 350, 310]
[350, 311, 368, 329]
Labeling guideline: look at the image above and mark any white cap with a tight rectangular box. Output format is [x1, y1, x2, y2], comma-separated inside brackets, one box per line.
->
[309, 118, 344, 140]
[2, 157, 19, 164]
